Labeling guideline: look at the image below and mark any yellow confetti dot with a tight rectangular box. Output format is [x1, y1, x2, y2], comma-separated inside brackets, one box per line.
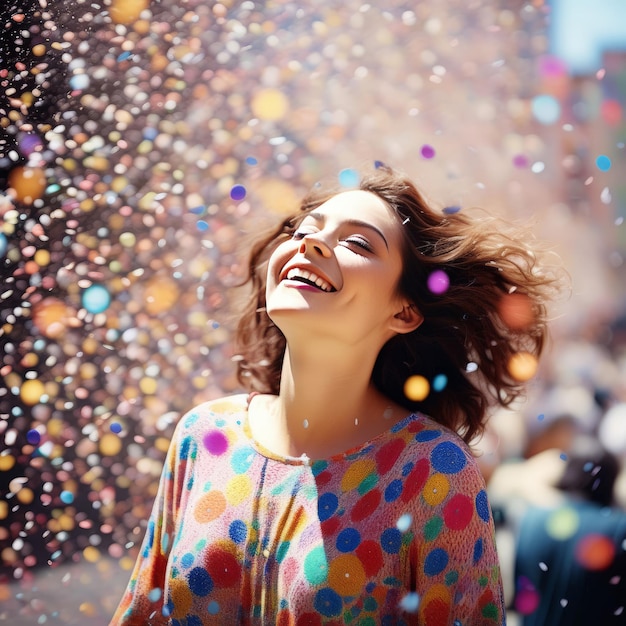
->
[507, 351, 538, 382]
[20, 378, 45, 405]
[404, 375, 430, 401]
[79, 602, 97, 616]
[99, 432, 123, 456]
[0, 456, 15, 472]
[33, 249, 50, 266]
[17, 488, 34, 505]
[139, 376, 158, 395]
[109, 0, 150, 24]
[83, 546, 100, 563]
[546, 506, 579, 540]
[251, 88, 289, 121]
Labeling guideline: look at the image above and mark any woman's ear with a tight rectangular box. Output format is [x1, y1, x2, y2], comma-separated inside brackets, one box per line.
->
[390, 302, 423, 335]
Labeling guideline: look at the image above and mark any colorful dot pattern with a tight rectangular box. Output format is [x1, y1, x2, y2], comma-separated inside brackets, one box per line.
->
[111, 395, 504, 624]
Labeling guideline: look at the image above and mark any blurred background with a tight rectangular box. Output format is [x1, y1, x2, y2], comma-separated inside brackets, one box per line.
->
[1, 0, 625, 624]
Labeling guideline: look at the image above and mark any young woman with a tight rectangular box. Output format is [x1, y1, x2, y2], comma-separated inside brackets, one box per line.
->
[111, 165, 557, 625]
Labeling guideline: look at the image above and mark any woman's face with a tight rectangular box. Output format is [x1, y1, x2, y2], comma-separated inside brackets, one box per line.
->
[265, 190, 418, 349]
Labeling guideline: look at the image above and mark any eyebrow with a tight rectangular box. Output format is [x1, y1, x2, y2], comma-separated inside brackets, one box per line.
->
[307, 211, 389, 250]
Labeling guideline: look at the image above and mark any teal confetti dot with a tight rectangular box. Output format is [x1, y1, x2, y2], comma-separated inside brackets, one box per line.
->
[338, 168, 359, 187]
[82, 284, 111, 314]
[596, 155, 611, 171]
[433, 374, 448, 392]
[60, 491, 74, 504]
[531, 95, 561, 125]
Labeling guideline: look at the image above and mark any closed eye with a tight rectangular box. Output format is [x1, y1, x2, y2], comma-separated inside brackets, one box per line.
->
[292, 228, 317, 240]
[344, 236, 374, 253]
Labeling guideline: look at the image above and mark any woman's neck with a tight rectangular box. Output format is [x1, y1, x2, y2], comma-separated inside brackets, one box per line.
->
[250, 343, 408, 460]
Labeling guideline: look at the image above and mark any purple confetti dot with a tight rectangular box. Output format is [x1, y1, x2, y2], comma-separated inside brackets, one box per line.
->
[442, 205, 461, 215]
[26, 429, 41, 445]
[513, 154, 529, 168]
[427, 270, 449, 294]
[203, 430, 229, 455]
[230, 184, 246, 201]
[420, 144, 436, 159]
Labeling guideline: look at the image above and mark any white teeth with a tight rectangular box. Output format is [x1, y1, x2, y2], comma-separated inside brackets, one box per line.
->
[286, 267, 334, 292]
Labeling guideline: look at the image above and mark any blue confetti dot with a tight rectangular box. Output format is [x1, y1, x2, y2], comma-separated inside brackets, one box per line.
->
[148, 587, 162, 602]
[110, 422, 122, 434]
[26, 429, 41, 445]
[245, 156, 258, 165]
[60, 491, 74, 504]
[230, 184, 246, 200]
[82, 284, 111, 314]
[560, 453, 568, 461]
[338, 168, 360, 187]
[537, 413, 545, 421]
[596, 155, 611, 171]
[443, 205, 461, 214]
[207, 601, 220, 615]
[196, 220, 210, 232]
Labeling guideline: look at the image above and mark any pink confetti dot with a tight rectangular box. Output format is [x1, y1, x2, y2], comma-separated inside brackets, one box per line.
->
[420, 144, 436, 159]
[427, 270, 449, 294]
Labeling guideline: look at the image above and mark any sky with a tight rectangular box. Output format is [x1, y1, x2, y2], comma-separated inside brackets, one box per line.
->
[550, 0, 626, 74]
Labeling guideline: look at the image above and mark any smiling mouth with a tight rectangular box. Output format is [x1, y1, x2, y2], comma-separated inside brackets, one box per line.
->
[284, 267, 336, 292]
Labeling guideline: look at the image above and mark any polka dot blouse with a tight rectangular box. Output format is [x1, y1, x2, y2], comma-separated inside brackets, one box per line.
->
[110, 394, 505, 625]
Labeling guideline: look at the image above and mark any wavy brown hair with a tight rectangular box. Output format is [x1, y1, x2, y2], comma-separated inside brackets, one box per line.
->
[235, 166, 562, 443]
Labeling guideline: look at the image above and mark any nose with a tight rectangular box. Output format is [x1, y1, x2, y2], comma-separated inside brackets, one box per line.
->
[298, 234, 331, 258]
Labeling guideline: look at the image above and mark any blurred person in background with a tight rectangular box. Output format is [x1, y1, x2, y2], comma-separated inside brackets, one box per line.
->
[512, 435, 626, 625]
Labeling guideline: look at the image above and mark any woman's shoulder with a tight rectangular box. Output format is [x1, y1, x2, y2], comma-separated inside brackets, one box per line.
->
[173, 393, 249, 436]
[409, 411, 485, 477]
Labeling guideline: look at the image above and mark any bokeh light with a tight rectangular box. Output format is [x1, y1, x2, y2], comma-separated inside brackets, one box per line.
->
[1, 0, 624, 622]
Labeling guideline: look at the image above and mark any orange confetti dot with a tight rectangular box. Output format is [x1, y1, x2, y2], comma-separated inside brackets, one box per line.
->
[507, 351, 538, 382]
[8, 166, 46, 204]
[498, 292, 535, 330]
[404, 375, 430, 401]
[575, 534, 615, 570]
